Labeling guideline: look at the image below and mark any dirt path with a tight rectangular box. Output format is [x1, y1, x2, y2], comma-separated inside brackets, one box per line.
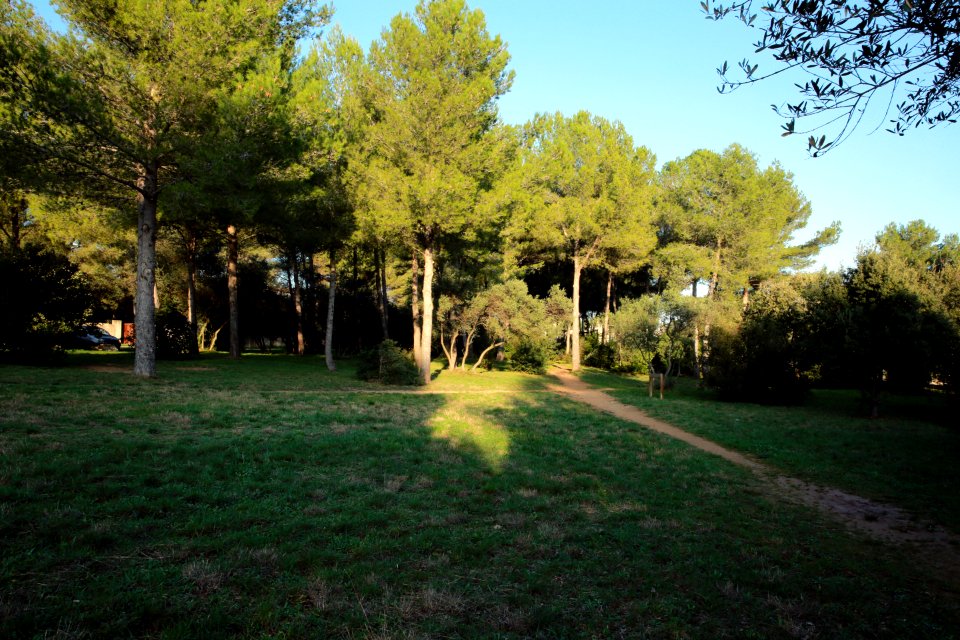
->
[548, 368, 960, 586]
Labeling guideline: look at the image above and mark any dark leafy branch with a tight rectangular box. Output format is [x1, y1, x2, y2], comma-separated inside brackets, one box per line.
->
[705, 0, 960, 154]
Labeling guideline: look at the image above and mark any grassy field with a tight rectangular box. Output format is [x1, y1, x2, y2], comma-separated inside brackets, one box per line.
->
[578, 368, 960, 533]
[1, 353, 957, 638]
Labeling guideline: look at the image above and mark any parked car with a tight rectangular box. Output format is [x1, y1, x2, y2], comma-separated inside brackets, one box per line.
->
[84, 325, 121, 350]
[68, 328, 102, 350]
[68, 326, 121, 350]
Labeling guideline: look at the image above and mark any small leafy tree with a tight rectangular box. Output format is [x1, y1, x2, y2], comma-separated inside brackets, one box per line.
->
[459, 280, 551, 371]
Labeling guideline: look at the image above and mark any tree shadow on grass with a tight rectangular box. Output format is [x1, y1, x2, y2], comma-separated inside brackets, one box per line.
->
[1, 367, 957, 638]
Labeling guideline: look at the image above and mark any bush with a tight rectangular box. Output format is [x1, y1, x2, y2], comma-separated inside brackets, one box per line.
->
[156, 310, 198, 360]
[356, 340, 422, 385]
[506, 339, 551, 374]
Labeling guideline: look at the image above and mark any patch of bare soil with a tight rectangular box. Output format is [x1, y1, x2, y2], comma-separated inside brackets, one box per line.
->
[82, 365, 128, 373]
[174, 366, 215, 371]
[548, 367, 960, 588]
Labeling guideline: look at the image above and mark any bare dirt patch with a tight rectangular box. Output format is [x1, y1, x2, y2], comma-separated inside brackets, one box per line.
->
[82, 365, 128, 374]
[548, 367, 960, 587]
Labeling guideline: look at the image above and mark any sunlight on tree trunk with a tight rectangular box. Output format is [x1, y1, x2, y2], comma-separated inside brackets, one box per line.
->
[420, 246, 435, 384]
[227, 224, 240, 360]
[572, 256, 582, 371]
[411, 253, 422, 368]
[603, 271, 613, 344]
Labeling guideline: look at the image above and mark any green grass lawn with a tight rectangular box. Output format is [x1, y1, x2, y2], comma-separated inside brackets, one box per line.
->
[578, 368, 960, 533]
[1, 353, 957, 638]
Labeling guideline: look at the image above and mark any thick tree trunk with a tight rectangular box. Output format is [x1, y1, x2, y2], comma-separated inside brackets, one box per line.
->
[325, 250, 337, 371]
[294, 256, 306, 355]
[411, 253, 422, 365]
[571, 256, 583, 371]
[603, 271, 613, 344]
[227, 224, 240, 359]
[133, 168, 159, 378]
[419, 246, 435, 384]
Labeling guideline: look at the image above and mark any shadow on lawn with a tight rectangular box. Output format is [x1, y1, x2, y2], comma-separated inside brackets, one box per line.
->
[1, 361, 957, 638]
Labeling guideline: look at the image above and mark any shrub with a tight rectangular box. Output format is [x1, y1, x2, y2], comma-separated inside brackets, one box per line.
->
[506, 339, 551, 374]
[156, 310, 198, 360]
[356, 340, 422, 385]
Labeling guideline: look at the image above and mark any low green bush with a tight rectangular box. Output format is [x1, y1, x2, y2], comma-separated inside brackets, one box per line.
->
[356, 339, 422, 385]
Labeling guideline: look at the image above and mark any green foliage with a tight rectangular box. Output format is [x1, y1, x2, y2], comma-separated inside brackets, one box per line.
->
[459, 279, 554, 370]
[607, 293, 694, 375]
[155, 309, 197, 360]
[356, 339, 422, 385]
[505, 338, 552, 374]
[658, 144, 837, 302]
[0, 244, 92, 357]
[705, 280, 811, 404]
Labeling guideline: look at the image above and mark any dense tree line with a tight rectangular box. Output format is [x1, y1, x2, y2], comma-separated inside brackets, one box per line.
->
[1, 0, 956, 409]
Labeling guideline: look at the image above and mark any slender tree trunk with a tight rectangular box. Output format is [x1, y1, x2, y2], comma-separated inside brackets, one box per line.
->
[227, 224, 240, 359]
[603, 271, 613, 344]
[571, 255, 583, 371]
[440, 327, 457, 370]
[461, 328, 477, 369]
[292, 255, 305, 355]
[325, 249, 337, 371]
[133, 166, 159, 377]
[693, 323, 702, 379]
[375, 247, 390, 339]
[420, 246, 435, 384]
[411, 253, 422, 365]
[471, 341, 505, 372]
[186, 233, 198, 354]
[186, 232, 197, 329]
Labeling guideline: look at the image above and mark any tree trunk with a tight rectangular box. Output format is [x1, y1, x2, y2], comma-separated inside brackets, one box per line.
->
[571, 255, 583, 371]
[419, 246, 435, 384]
[325, 249, 337, 371]
[375, 247, 390, 339]
[471, 341, 505, 372]
[133, 167, 159, 378]
[186, 231, 197, 330]
[440, 327, 457, 370]
[227, 224, 240, 360]
[603, 270, 613, 344]
[292, 255, 305, 355]
[411, 253, 422, 366]
[693, 323, 702, 379]
[461, 328, 477, 369]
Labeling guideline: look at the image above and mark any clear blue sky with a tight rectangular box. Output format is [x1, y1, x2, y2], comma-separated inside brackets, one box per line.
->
[32, 0, 959, 271]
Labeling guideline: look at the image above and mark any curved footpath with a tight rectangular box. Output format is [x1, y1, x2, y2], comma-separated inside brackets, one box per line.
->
[548, 367, 960, 589]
